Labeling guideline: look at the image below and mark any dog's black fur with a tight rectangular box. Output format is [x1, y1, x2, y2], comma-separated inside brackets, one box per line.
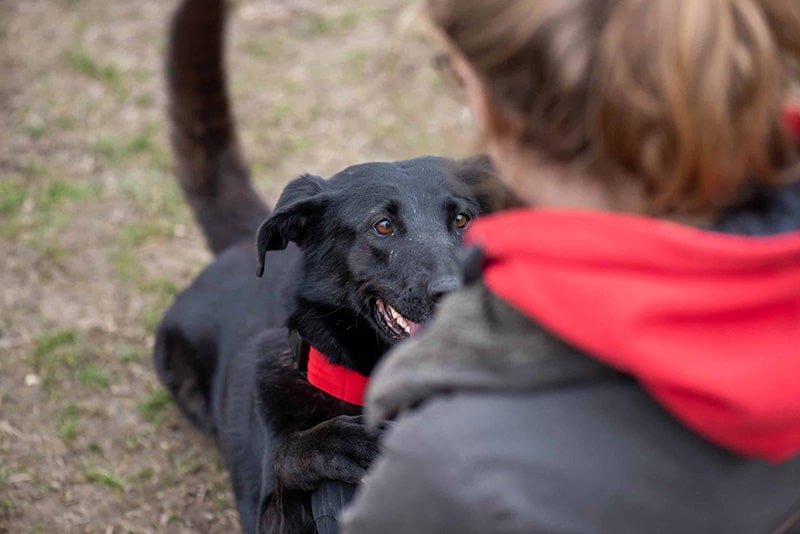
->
[154, 1, 498, 532]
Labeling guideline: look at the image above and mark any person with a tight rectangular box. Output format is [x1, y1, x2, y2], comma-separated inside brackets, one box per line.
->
[340, 1, 800, 533]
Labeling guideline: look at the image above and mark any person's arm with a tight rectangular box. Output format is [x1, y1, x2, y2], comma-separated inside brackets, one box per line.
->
[312, 481, 357, 534]
[339, 405, 498, 534]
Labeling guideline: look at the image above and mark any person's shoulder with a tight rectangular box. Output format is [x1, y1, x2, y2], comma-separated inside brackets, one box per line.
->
[384, 383, 800, 534]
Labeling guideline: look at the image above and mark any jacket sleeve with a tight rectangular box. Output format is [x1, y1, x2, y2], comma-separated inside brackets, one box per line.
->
[339, 402, 502, 534]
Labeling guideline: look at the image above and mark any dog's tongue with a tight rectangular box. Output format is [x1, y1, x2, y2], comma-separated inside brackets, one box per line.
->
[407, 320, 423, 336]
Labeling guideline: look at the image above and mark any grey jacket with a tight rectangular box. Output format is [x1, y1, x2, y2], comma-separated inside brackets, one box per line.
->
[340, 281, 800, 534]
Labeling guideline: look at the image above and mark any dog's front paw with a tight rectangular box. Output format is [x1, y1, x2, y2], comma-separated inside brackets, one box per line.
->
[274, 415, 381, 492]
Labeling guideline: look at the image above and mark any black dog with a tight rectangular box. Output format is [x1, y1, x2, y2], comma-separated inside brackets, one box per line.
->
[154, 1, 495, 532]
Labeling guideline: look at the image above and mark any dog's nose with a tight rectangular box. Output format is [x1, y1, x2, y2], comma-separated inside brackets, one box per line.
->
[428, 276, 461, 304]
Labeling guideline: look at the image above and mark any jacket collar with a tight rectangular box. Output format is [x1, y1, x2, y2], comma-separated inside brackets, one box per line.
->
[365, 283, 617, 425]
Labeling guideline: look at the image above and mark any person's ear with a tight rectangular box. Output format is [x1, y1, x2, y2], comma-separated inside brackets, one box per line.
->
[449, 155, 524, 214]
[450, 54, 492, 132]
[451, 53, 523, 138]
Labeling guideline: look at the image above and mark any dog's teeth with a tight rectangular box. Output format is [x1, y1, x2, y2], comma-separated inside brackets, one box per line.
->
[386, 304, 413, 335]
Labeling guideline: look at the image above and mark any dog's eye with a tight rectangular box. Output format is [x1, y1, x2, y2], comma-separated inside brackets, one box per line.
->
[454, 213, 471, 230]
[374, 219, 394, 235]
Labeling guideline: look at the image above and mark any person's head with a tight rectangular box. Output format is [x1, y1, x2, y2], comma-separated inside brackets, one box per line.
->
[426, 0, 800, 220]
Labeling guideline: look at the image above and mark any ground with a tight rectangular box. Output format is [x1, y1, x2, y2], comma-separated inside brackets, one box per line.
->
[0, 1, 469, 532]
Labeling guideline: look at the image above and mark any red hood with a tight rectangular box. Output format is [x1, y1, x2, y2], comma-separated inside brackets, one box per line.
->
[467, 210, 800, 462]
[786, 106, 800, 139]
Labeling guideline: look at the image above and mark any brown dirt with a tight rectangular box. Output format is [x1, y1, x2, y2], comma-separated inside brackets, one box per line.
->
[0, 1, 469, 532]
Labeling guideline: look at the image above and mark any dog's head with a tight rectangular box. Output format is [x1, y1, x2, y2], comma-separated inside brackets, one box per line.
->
[256, 156, 491, 372]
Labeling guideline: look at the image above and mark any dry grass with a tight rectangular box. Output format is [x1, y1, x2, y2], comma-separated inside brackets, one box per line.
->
[0, 1, 469, 531]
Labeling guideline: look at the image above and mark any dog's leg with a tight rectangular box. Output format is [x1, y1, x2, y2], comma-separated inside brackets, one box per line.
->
[274, 415, 381, 492]
[153, 325, 216, 434]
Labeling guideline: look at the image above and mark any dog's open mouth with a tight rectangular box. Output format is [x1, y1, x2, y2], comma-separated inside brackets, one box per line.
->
[375, 299, 423, 339]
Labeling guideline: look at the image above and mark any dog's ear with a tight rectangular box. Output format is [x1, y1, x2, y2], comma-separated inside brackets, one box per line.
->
[256, 174, 328, 277]
[449, 155, 524, 214]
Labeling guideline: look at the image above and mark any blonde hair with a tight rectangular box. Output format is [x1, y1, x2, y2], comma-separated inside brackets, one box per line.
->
[426, 0, 800, 215]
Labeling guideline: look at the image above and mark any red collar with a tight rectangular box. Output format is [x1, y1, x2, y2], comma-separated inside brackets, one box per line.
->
[306, 345, 368, 406]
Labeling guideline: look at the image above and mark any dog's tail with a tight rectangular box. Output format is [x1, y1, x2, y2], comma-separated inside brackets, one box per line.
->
[167, 0, 269, 255]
